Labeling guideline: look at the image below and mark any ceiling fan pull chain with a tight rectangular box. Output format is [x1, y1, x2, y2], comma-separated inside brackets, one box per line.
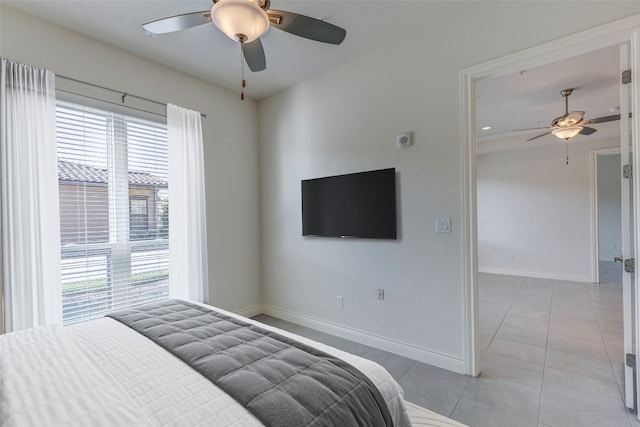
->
[240, 43, 245, 101]
[566, 141, 569, 165]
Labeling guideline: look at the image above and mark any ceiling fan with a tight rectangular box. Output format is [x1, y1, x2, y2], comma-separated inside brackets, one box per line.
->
[517, 88, 621, 142]
[142, 0, 347, 73]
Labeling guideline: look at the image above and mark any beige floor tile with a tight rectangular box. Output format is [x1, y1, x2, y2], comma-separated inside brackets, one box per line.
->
[480, 352, 544, 390]
[547, 333, 609, 361]
[544, 348, 616, 382]
[457, 376, 540, 421]
[496, 324, 548, 347]
[547, 322, 604, 344]
[479, 320, 500, 336]
[479, 333, 493, 352]
[502, 314, 549, 333]
[487, 337, 546, 365]
[539, 367, 630, 427]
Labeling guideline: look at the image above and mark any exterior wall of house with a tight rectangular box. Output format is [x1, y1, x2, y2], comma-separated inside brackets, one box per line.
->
[59, 183, 109, 245]
[59, 181, 163, 245]
[129, 186, 161, 231]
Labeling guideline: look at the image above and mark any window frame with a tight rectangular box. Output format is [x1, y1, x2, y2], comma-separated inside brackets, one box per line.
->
[56, 96, 170, 325]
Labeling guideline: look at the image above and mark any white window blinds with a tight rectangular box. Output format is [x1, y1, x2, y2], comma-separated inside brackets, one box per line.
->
[56, 100, 169, 325]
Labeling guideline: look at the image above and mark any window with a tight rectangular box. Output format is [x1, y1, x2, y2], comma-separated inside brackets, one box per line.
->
[56, 100, 169, 325]
[130, 197, 149, 239]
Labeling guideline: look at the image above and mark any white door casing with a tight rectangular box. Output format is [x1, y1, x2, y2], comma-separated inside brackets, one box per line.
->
[619, 42, 636, 410]
[461, 14, 640, 399]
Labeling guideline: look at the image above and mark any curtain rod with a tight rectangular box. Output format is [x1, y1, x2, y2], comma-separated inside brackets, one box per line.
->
[56, 74, 207, 118]
[56, 88, 167, 119]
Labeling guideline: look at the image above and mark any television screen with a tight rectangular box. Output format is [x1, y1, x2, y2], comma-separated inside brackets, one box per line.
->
[301, 168, 397, 239]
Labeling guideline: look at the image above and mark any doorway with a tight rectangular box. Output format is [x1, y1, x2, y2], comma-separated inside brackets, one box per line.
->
[593, 149, 623, 284]
[461, 15, 640, 412]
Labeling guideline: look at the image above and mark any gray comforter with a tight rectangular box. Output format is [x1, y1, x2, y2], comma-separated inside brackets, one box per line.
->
[107, 299, 393, 427]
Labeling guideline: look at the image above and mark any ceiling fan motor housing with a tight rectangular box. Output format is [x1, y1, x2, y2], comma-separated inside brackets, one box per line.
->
[560, 88, 574, 98]
[212, 0, 270, 8]
[211, 0, 270, 43]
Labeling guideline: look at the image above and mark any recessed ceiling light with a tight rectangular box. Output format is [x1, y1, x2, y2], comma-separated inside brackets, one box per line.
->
[482, 126, 492, 131]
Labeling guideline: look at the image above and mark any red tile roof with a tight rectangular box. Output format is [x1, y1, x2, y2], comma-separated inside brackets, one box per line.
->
[58, 160, 167, 187]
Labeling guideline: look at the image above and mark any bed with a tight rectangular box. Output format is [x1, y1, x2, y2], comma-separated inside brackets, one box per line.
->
[0, 299, 464, 427]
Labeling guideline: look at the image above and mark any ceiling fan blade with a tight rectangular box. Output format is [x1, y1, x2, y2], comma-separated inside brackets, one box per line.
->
[551, 114, 568, 127]
[513, 126, 550, 132]
[582, 114, 621, 125]
[551, 111, 585, 127]
[143, 11, 211, 35]
[565, 110, 585, 125]
[242, 38, 266, 72]
[267, 10, 346, 45]
[526, 131, 551, 142]
[579, 126, 597, 135]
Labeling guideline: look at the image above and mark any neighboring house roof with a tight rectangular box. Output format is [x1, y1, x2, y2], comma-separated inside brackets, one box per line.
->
[58, 160, 168, 187]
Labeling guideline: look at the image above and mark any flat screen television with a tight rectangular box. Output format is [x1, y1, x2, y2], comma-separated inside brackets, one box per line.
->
[301, 168, 397, 239]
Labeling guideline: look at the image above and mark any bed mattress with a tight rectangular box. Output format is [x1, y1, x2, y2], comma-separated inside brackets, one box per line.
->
[0, 303, 413, 426]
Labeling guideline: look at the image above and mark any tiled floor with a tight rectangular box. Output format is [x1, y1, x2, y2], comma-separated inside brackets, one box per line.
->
[253, 261, 639, 427]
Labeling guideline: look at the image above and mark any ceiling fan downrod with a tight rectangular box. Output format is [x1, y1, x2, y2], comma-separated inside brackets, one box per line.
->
[561, 88, 573, 114]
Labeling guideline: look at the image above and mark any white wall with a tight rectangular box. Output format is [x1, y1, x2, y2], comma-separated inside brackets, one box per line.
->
[0, 6, 262, 313]
[598, 153, 623, 262]
[258, 2, 640, 373]
[477, 139, 619, 282]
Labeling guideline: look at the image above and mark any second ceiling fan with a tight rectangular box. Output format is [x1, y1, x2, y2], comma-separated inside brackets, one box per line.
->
[517, 88, 621, 142]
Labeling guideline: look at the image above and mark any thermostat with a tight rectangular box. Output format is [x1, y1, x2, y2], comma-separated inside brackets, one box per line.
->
[397, 132, 412, 149]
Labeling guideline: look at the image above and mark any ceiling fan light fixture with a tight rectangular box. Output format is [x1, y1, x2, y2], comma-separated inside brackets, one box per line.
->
[552, 125, 583, 140]
[211, 0, 269, 43]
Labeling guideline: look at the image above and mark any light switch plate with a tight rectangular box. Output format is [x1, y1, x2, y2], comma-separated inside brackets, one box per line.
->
[436, 218, 451, 233]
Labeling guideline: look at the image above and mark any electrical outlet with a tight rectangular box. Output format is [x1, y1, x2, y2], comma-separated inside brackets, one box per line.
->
[377, 288, 385, 300]
[336, 296, 343, 308]
[508, 254, 514, 261]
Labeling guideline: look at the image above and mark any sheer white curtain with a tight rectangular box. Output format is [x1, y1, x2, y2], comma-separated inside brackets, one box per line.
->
[0, 58, 62, 332]
[167, 104, 209, 302]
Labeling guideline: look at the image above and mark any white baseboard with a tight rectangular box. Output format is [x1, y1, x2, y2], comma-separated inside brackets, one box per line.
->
[479, 267, 593, 283]
[248, 304, 465, 374]
[234, 304, 264, 318]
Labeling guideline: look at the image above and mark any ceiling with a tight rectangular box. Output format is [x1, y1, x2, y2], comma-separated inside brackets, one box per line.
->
[5, 0, 433, 100]
[4, 1, 624, 148]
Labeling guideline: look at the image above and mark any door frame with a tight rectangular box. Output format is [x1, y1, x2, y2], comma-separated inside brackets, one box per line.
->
[460, 15, 640, 379]
[590, 147, 623, 285]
